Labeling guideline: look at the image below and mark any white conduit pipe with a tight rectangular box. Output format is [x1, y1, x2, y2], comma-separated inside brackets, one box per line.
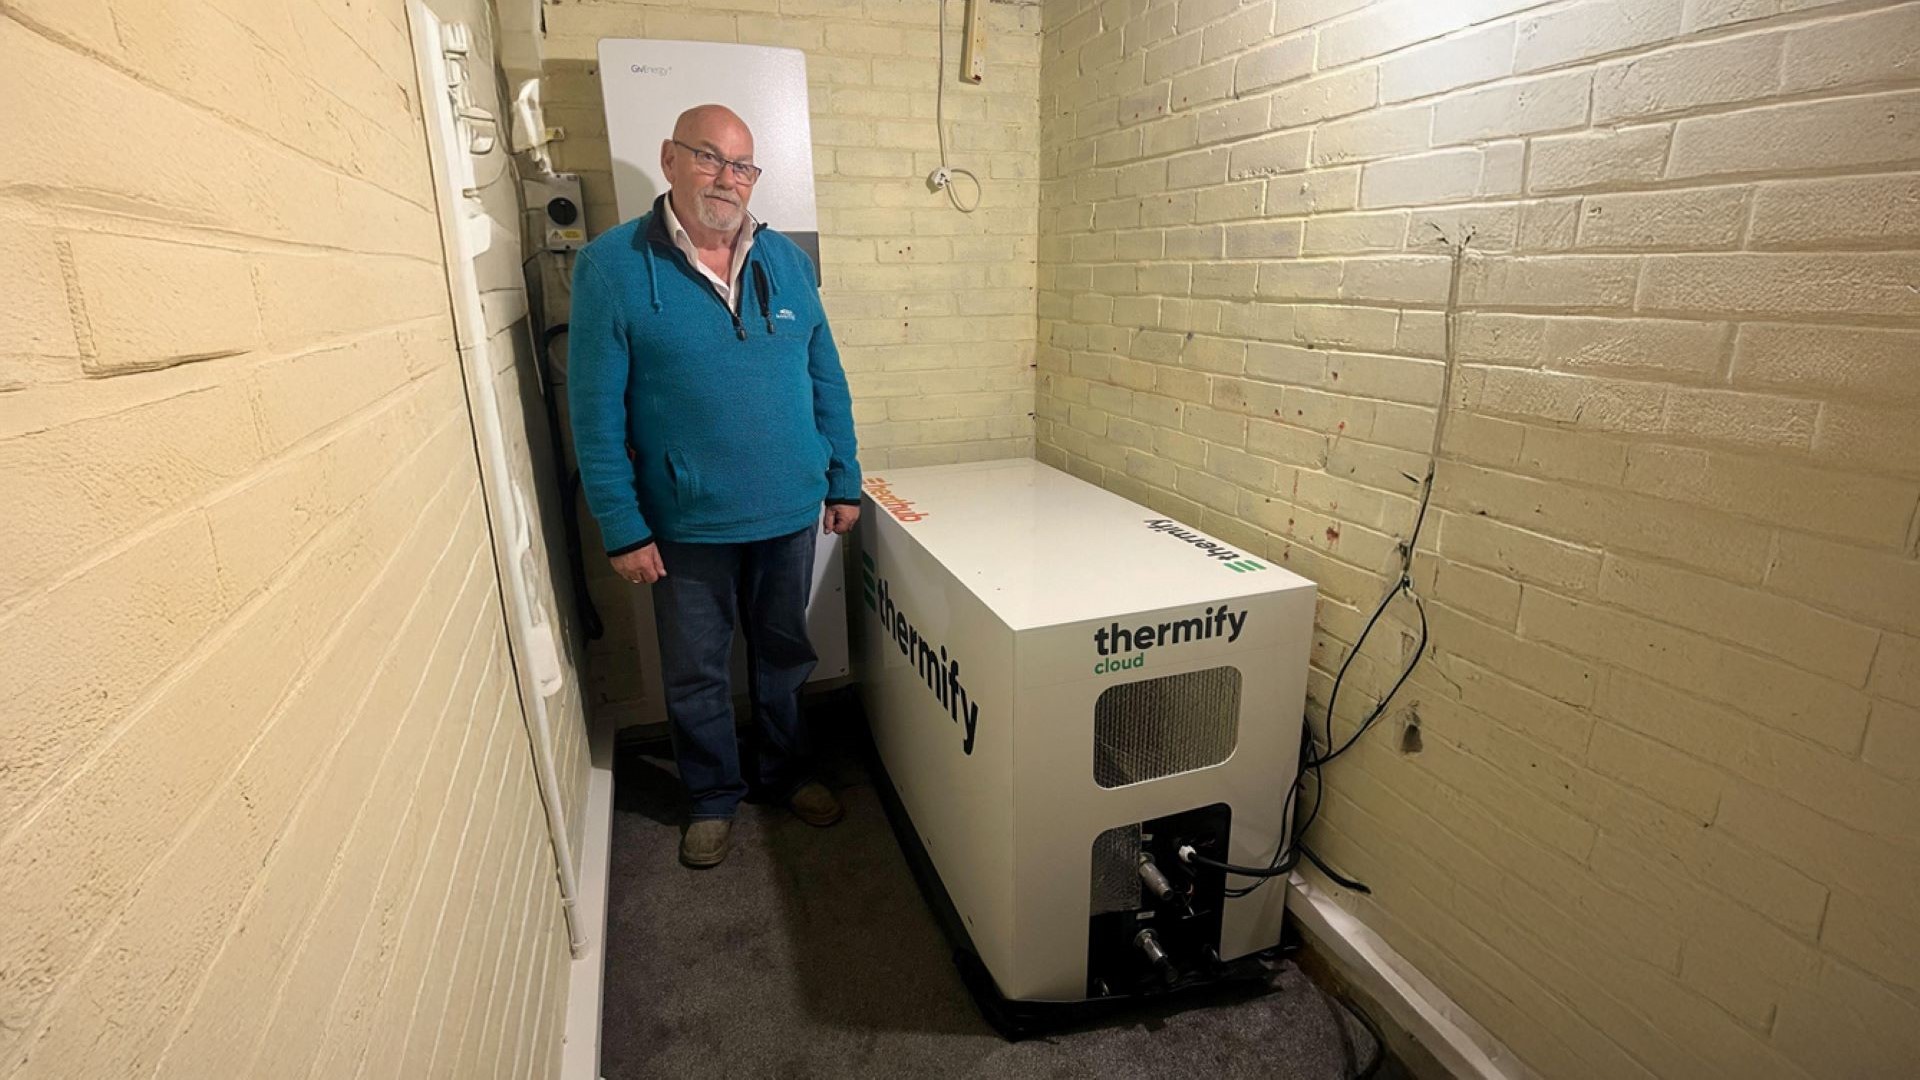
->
[461, 321, 586, 959]
[407, 2, 585, 958]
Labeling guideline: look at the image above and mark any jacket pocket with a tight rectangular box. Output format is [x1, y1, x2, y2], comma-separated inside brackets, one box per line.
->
[665, 448, 698, 510]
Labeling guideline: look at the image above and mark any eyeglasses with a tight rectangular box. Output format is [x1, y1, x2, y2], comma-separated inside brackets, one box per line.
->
[671, 140, 762, 183]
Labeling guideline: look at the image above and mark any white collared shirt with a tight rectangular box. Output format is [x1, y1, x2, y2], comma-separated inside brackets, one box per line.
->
[662, 195, 755, 313]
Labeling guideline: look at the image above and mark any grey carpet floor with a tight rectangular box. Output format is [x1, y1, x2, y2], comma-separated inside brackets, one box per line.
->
[601, 719, 1390, 1080]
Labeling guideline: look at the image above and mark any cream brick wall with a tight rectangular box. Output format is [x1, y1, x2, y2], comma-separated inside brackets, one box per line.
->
[0, 2, 580, 1077]
[1037, 0, 1920, 1076]
[537, 0, 1042, 724]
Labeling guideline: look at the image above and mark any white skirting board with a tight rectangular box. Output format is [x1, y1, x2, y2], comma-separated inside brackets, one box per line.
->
[560, 715, 617, 1080]
[1285, 874, 1537, 1080]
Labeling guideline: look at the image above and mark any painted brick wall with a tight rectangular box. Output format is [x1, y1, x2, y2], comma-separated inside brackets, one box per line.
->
[1035, 0, 1920, 1076]
[0, 1, 577, 1077]
[537, 0, 1043, 725]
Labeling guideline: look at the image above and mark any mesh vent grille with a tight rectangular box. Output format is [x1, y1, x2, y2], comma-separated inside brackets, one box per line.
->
[1089, 824, 1141, 916]
[1093, 666, 1241, 788]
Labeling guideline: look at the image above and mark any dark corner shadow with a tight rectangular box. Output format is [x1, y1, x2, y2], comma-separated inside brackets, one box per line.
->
[611, 736, 684, 826]
[759, 688, 994, 1039]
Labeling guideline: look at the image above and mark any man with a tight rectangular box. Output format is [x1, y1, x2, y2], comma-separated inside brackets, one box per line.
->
[567, 104, 861, 869]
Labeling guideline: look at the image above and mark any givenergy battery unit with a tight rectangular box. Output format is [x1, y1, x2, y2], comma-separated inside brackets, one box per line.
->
[854, 459, 1315, 1017]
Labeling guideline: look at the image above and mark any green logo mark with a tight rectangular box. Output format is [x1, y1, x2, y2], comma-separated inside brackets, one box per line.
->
[1143, 519, 1267, 572]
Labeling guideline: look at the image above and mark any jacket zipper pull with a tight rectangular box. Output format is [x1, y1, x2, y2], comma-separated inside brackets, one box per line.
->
[753, 263, 774, 334]
[731, 310, 747, 341]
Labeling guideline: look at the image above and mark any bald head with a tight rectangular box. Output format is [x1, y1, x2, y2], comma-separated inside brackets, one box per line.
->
[673, 104, 751, 148]
[661, 104, 757, 242]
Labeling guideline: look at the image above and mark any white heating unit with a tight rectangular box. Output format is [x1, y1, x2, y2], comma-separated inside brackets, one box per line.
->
[855, 459, 1315, 1003]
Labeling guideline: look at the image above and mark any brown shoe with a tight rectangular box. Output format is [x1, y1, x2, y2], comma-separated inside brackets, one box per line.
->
[787, 781, 844, 827]
[679, 819, 732, 868]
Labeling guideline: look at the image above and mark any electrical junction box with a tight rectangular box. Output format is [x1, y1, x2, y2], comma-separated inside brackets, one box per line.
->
[523, 171, 584, 251]
[854, 459, 1315, 1004]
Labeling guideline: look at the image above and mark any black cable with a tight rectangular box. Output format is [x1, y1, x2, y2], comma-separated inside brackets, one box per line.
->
[560, 469, 602, 639]
[1223, 726, 1313, 899]
[1218, 579, 1421, 898]
[1344, 996, 1389, 1079]
[521, 275, 604, 641]
[1300, 843, 1372, 894]
[1313, 583, 1400, 765]
[1182, 848, 1294, 878]
[1225, 389, 1440, 898]
[1312, 589, 1428, 768]
[1313, 450, 1437, 770]
[1280, 445, 1442, 892]
[1233, 241, 1469, 903]
[1323, 989, 1362, 1080]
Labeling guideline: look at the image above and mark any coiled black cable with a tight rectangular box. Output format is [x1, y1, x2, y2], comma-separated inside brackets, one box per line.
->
[1217, 236, 1474, 900]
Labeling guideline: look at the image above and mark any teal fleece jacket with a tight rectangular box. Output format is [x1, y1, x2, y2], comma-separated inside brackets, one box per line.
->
[566, 196, 861, 552]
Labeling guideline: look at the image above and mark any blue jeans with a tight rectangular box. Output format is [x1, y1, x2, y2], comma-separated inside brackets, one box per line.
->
[652, 525, 819, 820]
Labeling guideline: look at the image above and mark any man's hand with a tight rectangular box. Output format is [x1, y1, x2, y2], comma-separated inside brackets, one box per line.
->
[610, 543, 666, 584]
[823, 504, 861, 535]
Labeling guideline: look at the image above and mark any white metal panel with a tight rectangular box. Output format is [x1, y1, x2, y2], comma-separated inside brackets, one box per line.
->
[595, 39, 818, 239]
[859, 458, 1303, 629]
[854, 510, 1018, 984]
